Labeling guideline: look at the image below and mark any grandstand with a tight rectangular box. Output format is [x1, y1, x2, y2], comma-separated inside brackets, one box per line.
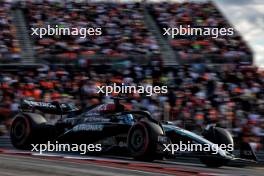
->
[0, 1, 21, 63]
[148, 1, 253, 64]
[0, 63, 263, 147]
[0, 0, 262, 150]
[0, 0, 253, 65]
[23, 1, 161, 64]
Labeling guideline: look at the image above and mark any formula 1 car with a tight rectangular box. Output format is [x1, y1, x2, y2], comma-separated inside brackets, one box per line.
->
[10, 98, 257, 167]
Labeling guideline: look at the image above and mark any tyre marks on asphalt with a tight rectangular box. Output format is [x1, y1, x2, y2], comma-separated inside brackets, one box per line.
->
[1, 135, 263, 176]
[1, 148, 263, 176]
[0, 135, 12, 148]
[0, 148, 221, 176]
[0, 154, 171, 176]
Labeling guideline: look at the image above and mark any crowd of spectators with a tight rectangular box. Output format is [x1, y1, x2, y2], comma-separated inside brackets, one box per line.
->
[22, 1, 160, 62]
[3, 1, 252, 64]
[0, 1, 261, 149]
[149, 2, 252, 63]
[0, 1, 21, 63]
[0, 63, 263, 149]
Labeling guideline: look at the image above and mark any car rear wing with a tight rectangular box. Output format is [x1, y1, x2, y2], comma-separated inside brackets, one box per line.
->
[19, 99, 79, 115]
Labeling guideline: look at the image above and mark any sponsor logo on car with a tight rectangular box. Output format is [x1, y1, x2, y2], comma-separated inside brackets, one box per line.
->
[73, 124, 104, 132]
[24, 100, 56, 108]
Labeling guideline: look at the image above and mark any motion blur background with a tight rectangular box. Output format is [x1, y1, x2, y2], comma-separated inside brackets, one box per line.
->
[0, 0, 263, 152]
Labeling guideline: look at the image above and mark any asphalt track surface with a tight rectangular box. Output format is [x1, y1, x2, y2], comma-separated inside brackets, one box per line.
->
[0, 136, 263, 176]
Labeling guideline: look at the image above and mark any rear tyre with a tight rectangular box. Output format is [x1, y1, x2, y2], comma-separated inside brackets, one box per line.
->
[10, 114, 52, 150]
[127, 122, 157, 161]
[10, 115, 32, 149]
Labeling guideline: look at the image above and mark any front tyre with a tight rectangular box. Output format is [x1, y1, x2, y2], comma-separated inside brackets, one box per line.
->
[127, 122, 157, 161]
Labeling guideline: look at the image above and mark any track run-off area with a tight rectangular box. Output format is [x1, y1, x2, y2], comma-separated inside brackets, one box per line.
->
[0, 136, 263, 176]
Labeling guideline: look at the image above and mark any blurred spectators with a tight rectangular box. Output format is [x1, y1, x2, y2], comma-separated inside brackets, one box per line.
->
[23, 1, 160, 62]
[0, 63, 263, 149]
[149, 2, 252, 63]
[0, 1, 261, 150]
[0, 1, 21, 62]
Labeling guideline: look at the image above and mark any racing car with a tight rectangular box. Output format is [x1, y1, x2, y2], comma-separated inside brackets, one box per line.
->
[10, 98, 257, 167]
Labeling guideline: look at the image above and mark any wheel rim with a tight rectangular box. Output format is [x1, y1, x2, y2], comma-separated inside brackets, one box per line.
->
[13, 119, 27, 139]
[130, 129, 145, 151]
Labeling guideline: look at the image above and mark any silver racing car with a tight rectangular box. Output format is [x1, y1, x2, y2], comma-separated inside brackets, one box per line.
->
[10, 98, 257, 167]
